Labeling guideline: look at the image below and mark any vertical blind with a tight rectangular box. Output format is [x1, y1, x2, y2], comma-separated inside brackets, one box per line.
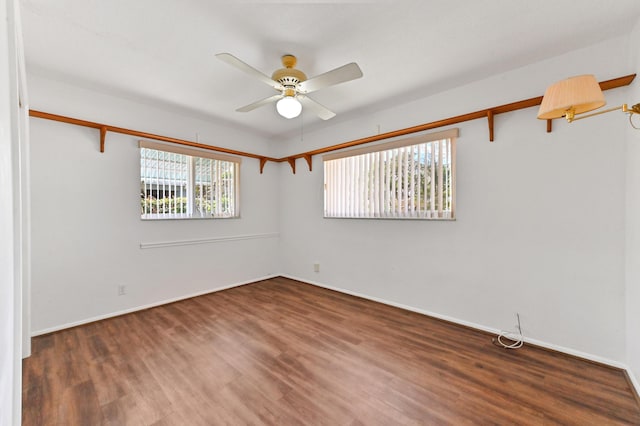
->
[139, 140, 240, 219]
[323, 129, 457, 219]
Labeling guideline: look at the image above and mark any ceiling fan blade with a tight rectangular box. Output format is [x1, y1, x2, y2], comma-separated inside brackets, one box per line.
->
[298, 95, 336, 120]
[236, 94, 283, 112]
[216, 53, 283, 90]
[298, 62, 363, 94]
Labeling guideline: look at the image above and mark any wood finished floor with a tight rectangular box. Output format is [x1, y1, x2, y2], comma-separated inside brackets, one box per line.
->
[23, 277, 640, 425]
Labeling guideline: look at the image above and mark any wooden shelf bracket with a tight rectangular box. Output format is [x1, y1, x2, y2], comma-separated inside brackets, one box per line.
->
[303, 154, 313, 172]
[259, 157, 268, 174]
[287, 157, 296, 174]
[487, 110, 494, 142]
[100, 126, 107, 152]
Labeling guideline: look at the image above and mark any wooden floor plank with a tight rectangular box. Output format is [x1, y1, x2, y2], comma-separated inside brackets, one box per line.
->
[23, 277, 640, 425]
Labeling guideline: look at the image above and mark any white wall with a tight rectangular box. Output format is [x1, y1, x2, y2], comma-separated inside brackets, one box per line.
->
[28, 74, 281, 334]
[625, 17, 640, 386]
[278, 37, 632, 363]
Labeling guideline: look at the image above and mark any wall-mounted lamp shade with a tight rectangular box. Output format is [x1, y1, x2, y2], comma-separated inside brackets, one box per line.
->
[537, 74, 606, 120]
[276, 96, 302, 119]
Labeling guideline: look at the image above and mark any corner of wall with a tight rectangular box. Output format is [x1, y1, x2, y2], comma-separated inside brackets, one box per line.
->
[625, 14, 640, 395]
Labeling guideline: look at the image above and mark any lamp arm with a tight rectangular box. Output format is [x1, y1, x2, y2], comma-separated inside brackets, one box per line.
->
[572, 104, 625, 122]
[571, 103, 640, 122]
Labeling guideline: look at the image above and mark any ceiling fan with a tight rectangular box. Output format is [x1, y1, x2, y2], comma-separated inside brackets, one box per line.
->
[216, 53, 363, 120]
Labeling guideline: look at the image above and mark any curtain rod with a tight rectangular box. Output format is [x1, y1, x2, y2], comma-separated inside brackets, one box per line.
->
[29, 73, 635, 174]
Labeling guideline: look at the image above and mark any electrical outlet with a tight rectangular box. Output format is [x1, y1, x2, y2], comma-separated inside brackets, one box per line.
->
[118, 285, 126, 296]
[313, 263, 320, 272]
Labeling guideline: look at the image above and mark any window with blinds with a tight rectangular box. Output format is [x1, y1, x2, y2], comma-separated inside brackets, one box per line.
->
[323, 128, 457, 219]
[140, 140, 240, 220]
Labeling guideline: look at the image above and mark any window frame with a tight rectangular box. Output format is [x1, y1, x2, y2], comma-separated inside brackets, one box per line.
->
[139, 140, 241, 220]
[323, 128, 458, 220]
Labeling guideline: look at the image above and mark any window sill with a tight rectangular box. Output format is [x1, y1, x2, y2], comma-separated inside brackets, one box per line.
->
[141, 214, 240, 221]
[323, 216, 456, 221]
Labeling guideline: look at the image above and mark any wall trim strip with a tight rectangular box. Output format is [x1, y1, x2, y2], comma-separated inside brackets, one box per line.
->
[139, 232, 279, 249]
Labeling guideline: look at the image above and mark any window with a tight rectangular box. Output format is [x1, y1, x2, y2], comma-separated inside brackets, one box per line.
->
[323, 128, 457, 219]
[140, 140, 240, 220]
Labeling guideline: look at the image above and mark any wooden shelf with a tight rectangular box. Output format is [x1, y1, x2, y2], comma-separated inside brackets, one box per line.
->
[29, 73, 636, 174]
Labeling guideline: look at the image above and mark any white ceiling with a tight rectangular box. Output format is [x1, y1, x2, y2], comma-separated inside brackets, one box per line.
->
[20, 0, 640, 141]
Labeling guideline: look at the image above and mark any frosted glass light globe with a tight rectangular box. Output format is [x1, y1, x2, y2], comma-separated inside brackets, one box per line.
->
[276, 96, 302, 119]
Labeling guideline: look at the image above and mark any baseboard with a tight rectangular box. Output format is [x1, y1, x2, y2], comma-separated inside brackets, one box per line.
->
[625, 369, 640, 406]
[31, 274, 279, 336]
[281, 274, 640, 399]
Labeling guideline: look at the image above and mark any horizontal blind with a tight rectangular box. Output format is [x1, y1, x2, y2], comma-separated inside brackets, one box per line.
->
[324, 129, 457, 219]
[140, 142, 239, 219]
[139, 140, 242, 164]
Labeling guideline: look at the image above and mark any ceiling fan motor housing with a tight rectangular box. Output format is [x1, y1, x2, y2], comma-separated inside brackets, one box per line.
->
[272, 54, 307, 89]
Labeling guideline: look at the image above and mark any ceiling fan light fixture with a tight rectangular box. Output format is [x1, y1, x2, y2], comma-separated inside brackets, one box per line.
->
[276, 96, 302, 119]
